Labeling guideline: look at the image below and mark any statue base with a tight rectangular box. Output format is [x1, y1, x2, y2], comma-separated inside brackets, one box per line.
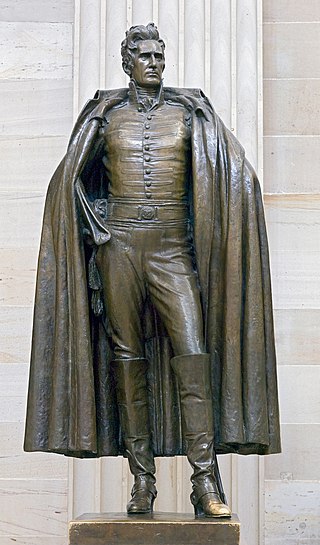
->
[69, 512, 240, 545]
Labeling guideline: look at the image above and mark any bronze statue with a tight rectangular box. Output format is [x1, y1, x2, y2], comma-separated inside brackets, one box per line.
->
[24, 23, 281, 518]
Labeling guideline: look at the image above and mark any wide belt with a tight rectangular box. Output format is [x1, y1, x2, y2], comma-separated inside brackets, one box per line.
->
[106, 200, 188, 222]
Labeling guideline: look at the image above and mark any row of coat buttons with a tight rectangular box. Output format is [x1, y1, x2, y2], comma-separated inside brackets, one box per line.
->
[143, 114, 152, 198]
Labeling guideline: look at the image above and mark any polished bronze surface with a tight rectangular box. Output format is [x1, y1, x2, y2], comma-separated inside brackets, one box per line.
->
[112, 358, 157, 514]
[24, 22, 281, 518]
[171, 354, 231, 517]
[100, 85, 191, 201]
[69, 512, 240, 545]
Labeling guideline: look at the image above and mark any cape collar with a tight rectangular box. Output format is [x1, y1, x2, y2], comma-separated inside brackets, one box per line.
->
[87, 87, 210, 122]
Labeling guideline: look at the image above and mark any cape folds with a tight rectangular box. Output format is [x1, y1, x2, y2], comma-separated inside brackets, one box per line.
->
[24, 88, 281, 457]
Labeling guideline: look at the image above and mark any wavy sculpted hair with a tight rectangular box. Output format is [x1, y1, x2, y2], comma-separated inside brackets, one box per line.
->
[121, 23, 165, 77]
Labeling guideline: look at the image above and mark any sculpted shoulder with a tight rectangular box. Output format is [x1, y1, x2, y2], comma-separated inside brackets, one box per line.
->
[93, 88, 128, 101]
[92, 86, 205, 101]
[92, 86, 207, 106]
[74, 86, 213, 133]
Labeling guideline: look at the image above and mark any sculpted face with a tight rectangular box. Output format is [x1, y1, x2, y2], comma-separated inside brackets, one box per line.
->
[131, 40, 165, 87]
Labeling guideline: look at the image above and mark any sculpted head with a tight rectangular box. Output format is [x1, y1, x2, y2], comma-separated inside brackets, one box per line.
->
[121, 23, 165, 87]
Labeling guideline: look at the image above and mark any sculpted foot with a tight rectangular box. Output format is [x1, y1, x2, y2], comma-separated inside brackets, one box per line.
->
[127, 488, 156, 514]
[192, 491, 231, 518]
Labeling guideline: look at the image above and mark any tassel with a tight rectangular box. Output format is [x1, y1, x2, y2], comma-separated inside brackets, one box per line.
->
[91, 290, 104, 317]
[88, 246, 104, 316]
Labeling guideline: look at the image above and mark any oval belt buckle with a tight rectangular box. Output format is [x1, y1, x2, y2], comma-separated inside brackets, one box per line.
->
[140, 205, 156, 220]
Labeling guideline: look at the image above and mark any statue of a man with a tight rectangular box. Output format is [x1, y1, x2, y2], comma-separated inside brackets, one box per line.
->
[24, 23, 281, 518]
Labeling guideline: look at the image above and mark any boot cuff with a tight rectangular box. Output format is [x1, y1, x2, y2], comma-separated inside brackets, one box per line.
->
[171, 353, 210, 367]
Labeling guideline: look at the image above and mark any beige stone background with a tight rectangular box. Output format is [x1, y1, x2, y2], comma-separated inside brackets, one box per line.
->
[0, 1, 319, 545]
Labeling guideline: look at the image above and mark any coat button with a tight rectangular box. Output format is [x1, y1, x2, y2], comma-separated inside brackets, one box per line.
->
[147, 115, 152, 120]
[145, 169, 151, 174]
[146, 181, 152, 187]
[145, 145, 150, 151]
[145, 156, 150, 162]
[144, 134, 150, 139]
[145, 124, 150, 129]
[138, 107, 143, 112]
[146, 192, 152, 199]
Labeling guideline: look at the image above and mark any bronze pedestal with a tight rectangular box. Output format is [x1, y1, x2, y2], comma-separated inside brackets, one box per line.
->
[69, 512, 240, 545]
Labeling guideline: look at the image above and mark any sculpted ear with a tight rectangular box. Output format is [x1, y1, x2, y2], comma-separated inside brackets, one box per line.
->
[123, 63, 132, 77]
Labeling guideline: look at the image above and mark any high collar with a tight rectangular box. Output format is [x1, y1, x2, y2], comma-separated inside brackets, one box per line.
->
[128, 79, 164, 111]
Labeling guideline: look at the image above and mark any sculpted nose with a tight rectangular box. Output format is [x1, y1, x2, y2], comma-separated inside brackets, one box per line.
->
[149, 54, 156, 67]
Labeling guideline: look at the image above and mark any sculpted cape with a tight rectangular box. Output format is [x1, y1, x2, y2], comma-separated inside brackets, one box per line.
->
[24, 88, 281, 458]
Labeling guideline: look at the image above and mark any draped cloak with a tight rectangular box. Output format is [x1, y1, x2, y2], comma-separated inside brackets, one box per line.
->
[24, 87, 281, 458]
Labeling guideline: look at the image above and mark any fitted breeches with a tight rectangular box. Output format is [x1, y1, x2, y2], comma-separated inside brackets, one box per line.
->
[96, 221, 205, 359]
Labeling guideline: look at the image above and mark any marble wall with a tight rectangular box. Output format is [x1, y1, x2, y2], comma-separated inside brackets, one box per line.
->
[0, 2, 74, 544]
[263, 1, 320, 544]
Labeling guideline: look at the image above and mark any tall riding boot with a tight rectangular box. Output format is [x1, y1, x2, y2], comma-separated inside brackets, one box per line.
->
[112, 358, 157, 514]
[171, 354, 231, 518]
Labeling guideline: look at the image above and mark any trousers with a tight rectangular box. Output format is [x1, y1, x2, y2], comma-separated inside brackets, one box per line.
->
[96, 220, 205, 359]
